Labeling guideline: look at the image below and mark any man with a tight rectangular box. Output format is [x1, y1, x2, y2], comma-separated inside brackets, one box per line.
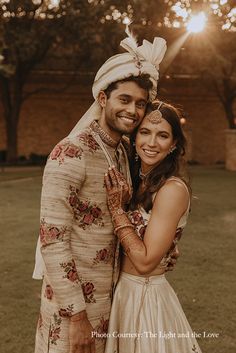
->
[34, 33, 168, 353]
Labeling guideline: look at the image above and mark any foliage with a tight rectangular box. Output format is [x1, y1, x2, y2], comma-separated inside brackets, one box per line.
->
[0, 1, 235, 163]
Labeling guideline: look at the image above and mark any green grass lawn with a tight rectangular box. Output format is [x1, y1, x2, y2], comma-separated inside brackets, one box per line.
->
[0, 166, 235, 353]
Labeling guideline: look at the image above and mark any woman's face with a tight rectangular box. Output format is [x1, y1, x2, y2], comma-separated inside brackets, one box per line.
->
[135, 112, 176, 173]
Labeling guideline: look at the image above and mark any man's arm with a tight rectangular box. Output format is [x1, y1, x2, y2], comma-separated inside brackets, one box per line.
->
[40, 138, 95, 352]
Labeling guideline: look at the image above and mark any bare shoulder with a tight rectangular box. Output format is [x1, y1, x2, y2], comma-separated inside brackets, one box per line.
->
[153, 178, 190, 214]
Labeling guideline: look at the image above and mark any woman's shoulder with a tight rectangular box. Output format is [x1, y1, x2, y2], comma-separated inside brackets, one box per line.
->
[153, 176, 190, 211]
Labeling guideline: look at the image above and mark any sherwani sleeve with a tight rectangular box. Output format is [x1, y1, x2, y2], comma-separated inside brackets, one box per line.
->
[40, 139, 86, 315]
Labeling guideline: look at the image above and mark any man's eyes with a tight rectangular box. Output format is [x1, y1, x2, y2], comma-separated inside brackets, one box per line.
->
[136, 102, 146, 109]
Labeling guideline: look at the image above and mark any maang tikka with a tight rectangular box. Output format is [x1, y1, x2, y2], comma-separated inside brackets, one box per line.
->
[147, 101, 164, 124]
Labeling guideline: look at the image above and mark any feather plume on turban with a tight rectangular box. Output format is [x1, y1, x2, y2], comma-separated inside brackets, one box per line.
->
[93, 26, 167, 102]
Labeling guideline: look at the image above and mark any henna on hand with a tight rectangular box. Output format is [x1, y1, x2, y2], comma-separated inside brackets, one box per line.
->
[104, 167, 132, 215]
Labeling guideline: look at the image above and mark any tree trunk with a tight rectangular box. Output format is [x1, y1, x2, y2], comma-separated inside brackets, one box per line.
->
[224, 102, 235, 129]
[223, 98, 235, 129]
[0, 75, 23, 163]
[5, 110, 19, 163]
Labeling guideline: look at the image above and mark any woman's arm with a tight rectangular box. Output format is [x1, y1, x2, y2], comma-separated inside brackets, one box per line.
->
[105, 168, 189, 275]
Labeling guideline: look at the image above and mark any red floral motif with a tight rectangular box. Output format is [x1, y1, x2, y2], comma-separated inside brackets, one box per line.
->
[44, 284, 54, 300]
[139, 226, 146, 240]
[128, 210, 147, 240]
[68, 186, 104, 229]
[82, 281, 96, 303]
[49, 313, 62, 345]
[92, 241, 115, 266]
[40, 219, 67, 246]
[59, 304, 74, 318]
[94, 317, 109, 340]
[130, 210, 145, 226]
[50, 139, 83, 165]
[60, 259, 80, 283]
[78, 132, 100, 152]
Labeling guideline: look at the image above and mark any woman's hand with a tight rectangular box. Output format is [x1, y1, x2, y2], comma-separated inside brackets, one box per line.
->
[104, 166, 132, 214]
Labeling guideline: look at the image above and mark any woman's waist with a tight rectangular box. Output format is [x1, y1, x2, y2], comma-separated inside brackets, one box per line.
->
[119, 271, 166, 285]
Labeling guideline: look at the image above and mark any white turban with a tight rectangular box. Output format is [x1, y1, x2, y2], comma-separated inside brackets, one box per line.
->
[93, 36, 167, 102]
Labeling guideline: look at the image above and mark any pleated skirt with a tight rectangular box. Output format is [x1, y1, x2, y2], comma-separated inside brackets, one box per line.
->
[105, 272, 202, 353]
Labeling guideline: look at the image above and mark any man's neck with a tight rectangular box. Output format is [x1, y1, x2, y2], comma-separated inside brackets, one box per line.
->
[97, 120, 122, 146]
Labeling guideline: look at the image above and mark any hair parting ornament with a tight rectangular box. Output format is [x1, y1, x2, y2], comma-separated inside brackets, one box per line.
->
[146, 101, 164, 124]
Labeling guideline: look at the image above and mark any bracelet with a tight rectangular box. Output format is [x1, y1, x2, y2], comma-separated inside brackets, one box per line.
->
[111, 208, 125, 221]
[114, 223, 134, 235]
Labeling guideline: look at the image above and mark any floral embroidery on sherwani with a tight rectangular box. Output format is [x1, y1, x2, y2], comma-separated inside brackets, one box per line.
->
[82, 281, 96, 303]
[49, 313, 62, 345]
[59, 304, 74, 317]
[44, 284, 53, 300]
[40, 219, 68, 246]
[78, 132, 100, 153]
[128, 210, 147, 240]
[60, 259, 80, 283]
[92, 240, 116, 266]
[49, 139, 83, 165]
[68, 186, 104, 229]
[94, 316, 109, 339]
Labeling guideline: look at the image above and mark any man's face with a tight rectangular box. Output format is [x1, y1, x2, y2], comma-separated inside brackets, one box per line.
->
[99, 81, 148, 142]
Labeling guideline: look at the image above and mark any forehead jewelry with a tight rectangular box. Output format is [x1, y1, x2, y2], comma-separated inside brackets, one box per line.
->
[146, 101, 164, 124]
[146, 110, 163, 124]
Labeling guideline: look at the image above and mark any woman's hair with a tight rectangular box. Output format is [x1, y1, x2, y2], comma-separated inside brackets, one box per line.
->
[129, 100, 190, 212]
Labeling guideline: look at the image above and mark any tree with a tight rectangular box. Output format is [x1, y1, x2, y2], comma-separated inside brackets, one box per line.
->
[132, 0, 236, 129]
[0, 0, 120, 162]
[1, 0, 235, 162]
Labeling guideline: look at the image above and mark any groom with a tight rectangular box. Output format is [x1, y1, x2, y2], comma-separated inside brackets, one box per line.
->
[34, 32, 175, 353]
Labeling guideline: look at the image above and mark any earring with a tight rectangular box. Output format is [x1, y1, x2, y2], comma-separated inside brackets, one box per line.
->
[169, 146, 176, 154]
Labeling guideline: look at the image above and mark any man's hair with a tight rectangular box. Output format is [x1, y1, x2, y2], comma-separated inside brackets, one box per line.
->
[103, 73, 153, 99]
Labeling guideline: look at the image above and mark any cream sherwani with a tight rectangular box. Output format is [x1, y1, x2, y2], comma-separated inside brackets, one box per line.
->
[35, 121, 129, 353]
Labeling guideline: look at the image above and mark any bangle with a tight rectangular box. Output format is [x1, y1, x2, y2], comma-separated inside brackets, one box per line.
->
[120, 232, 132, 244]
[114, 223, 134, 235]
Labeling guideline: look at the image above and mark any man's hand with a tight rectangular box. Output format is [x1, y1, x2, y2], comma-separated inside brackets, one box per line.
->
[69, 310, 95, 353]
[165, 246, 180, 272]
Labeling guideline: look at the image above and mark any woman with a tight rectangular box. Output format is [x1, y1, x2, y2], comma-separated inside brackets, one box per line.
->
[104, 101, 202, 353]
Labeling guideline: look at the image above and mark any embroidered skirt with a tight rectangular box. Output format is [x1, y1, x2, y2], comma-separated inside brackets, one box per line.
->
[104, 272, 202, 353]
